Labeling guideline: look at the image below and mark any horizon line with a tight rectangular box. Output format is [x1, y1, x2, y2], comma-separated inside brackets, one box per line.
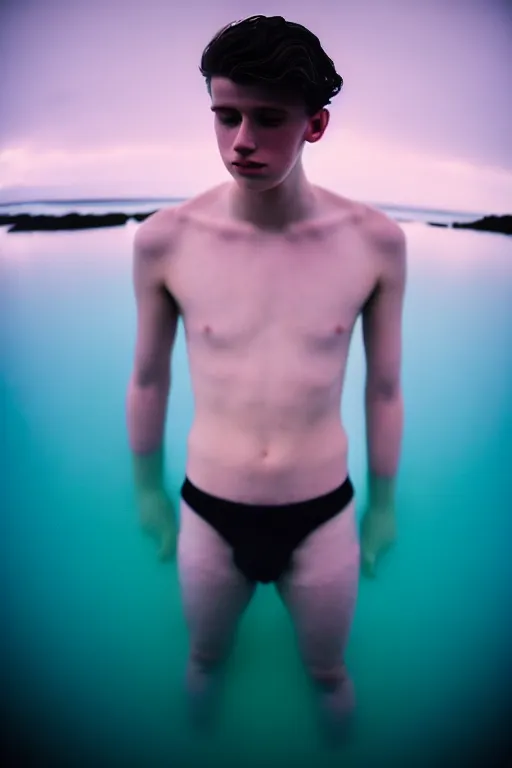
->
[0, 196, 500, 219]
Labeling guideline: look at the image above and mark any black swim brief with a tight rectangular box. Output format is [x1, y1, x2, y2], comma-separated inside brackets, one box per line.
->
[180, 476, 354, 584]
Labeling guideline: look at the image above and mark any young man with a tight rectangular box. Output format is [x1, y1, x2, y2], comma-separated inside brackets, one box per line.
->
[126, 15, 406, 739]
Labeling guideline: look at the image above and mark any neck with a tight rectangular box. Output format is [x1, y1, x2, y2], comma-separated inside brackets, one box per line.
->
[227, 162, 319, 232]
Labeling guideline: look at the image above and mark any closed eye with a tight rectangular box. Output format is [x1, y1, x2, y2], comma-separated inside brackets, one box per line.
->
[217, 115, 284, 128]
[211, 107, 287, 128]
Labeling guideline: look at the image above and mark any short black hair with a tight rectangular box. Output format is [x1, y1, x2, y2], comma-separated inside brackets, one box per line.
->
[199, 15, 343, 117]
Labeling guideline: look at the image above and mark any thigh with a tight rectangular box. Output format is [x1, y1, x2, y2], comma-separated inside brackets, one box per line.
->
[177, 499, 256, 661]
[276, 500, 360, 671]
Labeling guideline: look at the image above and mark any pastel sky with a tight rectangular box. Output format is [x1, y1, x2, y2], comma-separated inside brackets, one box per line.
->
[0, 0, 511, 211]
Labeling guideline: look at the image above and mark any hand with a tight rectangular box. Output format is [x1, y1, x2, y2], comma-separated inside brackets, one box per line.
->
[137, 488, 177, 562]
[360, 503, 396, 579]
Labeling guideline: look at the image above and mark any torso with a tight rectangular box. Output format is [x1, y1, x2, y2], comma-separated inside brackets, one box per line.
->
[153, 182, 386, 504]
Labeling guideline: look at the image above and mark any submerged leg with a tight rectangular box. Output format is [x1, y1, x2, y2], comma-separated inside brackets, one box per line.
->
[177, 499, 256, 730]
[276, 499, 360, 743]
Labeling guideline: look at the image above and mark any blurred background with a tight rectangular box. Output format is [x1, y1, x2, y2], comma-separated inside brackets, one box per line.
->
[1, 0, 511, 212]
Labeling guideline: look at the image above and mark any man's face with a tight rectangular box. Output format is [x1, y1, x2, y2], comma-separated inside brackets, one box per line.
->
[210, 77, 328, 189]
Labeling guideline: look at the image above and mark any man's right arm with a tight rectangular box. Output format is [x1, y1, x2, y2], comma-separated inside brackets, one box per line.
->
[126, 216, 179, 498]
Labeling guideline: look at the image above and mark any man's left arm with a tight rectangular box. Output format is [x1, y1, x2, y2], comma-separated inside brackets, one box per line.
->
[360, 216, 407, 575]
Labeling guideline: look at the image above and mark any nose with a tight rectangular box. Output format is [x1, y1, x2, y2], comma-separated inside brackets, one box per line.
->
[233, 118, 257, 154]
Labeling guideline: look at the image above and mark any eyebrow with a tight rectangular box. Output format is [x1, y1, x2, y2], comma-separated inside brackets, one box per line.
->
[210, 105, 288, 115]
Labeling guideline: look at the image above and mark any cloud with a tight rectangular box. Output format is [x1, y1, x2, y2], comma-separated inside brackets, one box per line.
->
[1, 128, 510, 213]
[0, 0, 510, 171]
[1, 0, 510, 210]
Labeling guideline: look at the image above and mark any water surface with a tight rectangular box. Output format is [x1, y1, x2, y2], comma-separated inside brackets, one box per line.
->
[1, 212, 511, 767]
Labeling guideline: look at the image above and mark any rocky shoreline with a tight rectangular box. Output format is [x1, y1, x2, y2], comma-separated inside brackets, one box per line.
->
[0, 211, 152, 233]
[427, 215, 512, 235]
[0, 210, 511, 235]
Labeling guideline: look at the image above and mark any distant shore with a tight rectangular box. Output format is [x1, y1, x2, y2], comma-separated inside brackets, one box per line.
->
[0, 210, 511, 235]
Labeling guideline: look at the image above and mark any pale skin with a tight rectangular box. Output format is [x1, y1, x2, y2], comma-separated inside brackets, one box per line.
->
[126, 76, 406, 735]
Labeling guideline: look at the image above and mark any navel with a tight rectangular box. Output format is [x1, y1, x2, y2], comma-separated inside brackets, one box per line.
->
[203, 324, 212, 334]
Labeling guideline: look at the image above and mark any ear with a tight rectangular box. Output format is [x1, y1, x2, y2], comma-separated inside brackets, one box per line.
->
[305, 108, 330, 144]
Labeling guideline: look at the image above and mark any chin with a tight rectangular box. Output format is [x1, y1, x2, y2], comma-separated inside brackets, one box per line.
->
[231, 173, 282, 192]
[233, 176, 270, 189]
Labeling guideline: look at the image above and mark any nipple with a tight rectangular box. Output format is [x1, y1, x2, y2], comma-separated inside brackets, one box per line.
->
[334, 324, 345, 334]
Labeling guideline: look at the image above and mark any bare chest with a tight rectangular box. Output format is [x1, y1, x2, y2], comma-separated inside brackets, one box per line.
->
[168, 224, 377, 356]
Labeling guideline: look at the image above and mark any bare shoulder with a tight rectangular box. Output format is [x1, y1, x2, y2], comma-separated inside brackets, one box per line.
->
[348, 201, 406, 265]
[132, 188, 214, 259]
[356, 203, 406, 287]
[320, 187, 405, 250]
[360, 204, 406, 257]
[323, 189, 406, 289]
[133, 205, 180, 261]
[136, 183, 229, 247]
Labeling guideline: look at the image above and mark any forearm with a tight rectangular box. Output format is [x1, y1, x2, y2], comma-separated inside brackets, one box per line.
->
[365, 387, 404, 508]
[126, 376, 170, 494]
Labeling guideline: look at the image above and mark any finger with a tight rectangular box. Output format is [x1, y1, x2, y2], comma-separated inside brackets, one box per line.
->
[361, 549, 376, 579]
[158, 546, 170, 562]
[143, 523, 160, 543]
[158, 538, 170, 561]
[158, 530, 175, 562]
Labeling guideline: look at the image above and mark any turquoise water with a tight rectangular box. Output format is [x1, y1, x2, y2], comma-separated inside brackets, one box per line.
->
[1, 211, 511, 767]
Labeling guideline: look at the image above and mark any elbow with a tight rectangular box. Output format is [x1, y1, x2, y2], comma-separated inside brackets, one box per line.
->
[129, 366, 170, 391]
[365, 377, 401, 401]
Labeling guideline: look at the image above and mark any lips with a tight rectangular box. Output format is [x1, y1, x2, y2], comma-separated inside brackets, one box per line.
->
[233, 161, 265, 168]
